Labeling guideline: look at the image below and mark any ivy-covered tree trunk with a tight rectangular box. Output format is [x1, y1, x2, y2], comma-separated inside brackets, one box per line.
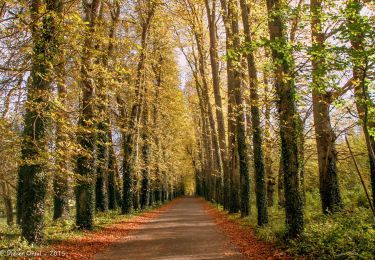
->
[240, 0, 268, 224]
[75, 0, 102, 230]
[108, 136, 118, 210]
[151, 54, 164, 207]
[141, 102, 151, 209]
[346, 0, 375, 206]
[1, 182, 13, 226]
[266, 0, 304, 238]
[96, 118, 109, 212]
[122, 3, 155, 214]
[95, 1, 121, 213]
[52, 0, 69, 221]
[228, 0, 248, 215]
[297, 116, 306, 204]
[219, 0, 241, 214]
[17, 0, 59, 243]
[310, 0, 342, 214]
[277, 158, 285, 207]
[218, 0, 234, 211]
[103, 2, 120, 212]
[133, 186, 140, 211]
[95, 74, 109, 213]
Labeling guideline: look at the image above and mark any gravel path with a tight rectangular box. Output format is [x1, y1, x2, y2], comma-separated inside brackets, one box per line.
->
[94, 197, 244, 260]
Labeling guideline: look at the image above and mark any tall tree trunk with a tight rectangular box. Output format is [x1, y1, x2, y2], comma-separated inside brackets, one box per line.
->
[277, 156, 285, 207]
[103, 2, 121, 211]
[263, 69, 276, 207]
[95, 119, 109, 212]
[228, 0, 244, 214]
[141, 98, 151, 209]
[204, 0, 227, 204]
[197, 87, 214, 201]
[108, 135, 118, 210]
[311, 0, 342, 214]
[1, 182, 13, 226]
[297, 116, 306, 204]
[266, 0, 304, 238]
[122, 5, 155, 214]
[17, 0, 60, 243]
[191, 19, 222, 202]
[52, 0, 69, 221]
[75, 0, 102, 229]
[240, 0, 268, 224]
[184, 44, 215, 201]
[96, 2, 121, 213]
[219, 0, 234, 211]
[95, 4, 109, 213]
[103, 0, 121, 210]
[152, 54, 163, 205]
[346, 0, 375, 206]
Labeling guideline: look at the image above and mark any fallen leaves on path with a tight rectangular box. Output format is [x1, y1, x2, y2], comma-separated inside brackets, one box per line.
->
[42, 200, 178, 260]
[201, 201, 290, 260]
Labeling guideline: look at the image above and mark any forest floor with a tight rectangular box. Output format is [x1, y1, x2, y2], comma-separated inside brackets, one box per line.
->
[201, 201, 289, 260]
[43, 197, 288, 259]
[41, 200, 178, 259]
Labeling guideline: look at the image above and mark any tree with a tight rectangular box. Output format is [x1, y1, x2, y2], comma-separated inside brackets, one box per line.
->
[204, 0, 227, 204]
[52, 0, 69, 221]
[226, 0, 250, 216]
[240, 0, 268, 223]
[105, 0, 121, 211]
[310, 0, 342, 214]
[218, 0, 241, 214]
[265, 0, 304, 238]
[75, 0, 102, 229]
[345, 0, 375, 206]
[122, 1, 156, 214]
[18, 0, 61, 243]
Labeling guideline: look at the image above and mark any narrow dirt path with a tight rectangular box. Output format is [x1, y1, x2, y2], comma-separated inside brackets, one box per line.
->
[94, 197, 244, 259]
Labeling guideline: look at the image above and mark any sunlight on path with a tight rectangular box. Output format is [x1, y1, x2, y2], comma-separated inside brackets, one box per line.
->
[94, 197, 243, 260]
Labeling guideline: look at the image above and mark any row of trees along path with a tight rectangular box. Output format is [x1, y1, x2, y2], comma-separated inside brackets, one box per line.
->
[0, 0, 373, 257]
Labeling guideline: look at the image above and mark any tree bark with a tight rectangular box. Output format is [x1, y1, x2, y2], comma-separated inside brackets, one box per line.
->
[204, 0, 227, 204]
[188, 4, 222, 202]
[266, 0, 304, 238]
[122, 4, 155, 214]
[310, 0, 342, 214]
[228, 0, 244, 214]
[140, 94, 151, 209]
[75, 0, 102, 229]
[263, 70, 276, 207]
[219, 0, 234, 211]
[240, 0, 268, 224]
[346, 0, 375, 206]
[108, 135, 118, 210]
[18, 0, 61, 243]
[52, 0, 69, 221]
[1, 182, 13, 226]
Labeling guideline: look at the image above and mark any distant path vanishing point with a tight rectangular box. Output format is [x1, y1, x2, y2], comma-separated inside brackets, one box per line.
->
[94, 197, 244, 260]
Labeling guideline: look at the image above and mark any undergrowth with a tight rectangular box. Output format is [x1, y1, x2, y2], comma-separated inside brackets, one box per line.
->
[213, 189, 375, 259]
[0, 203, 163, 254]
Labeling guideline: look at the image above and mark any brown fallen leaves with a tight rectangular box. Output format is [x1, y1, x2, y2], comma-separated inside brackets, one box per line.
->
[41, 200, 178, 260]
[201, 201, 290, 260]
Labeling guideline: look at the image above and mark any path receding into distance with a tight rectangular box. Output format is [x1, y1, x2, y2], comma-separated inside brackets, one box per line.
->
[94, 197, 244, 260]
